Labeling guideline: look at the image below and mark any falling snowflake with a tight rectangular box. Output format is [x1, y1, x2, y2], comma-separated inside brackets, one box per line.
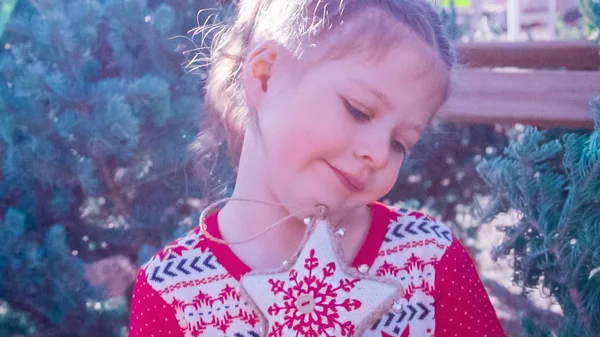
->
[266, 249, 362, 337]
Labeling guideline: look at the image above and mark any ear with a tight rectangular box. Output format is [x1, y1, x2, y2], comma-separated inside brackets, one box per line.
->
[241, 41, 289, 112]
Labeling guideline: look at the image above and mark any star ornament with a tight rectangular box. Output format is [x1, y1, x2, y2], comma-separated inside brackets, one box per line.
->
[240, 219, 403, 337]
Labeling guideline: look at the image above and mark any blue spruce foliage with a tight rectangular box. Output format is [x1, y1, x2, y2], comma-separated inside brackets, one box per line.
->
[478, 3, 600, 334]
[478, 98, 600, 336]
[0, 0, 228, 335]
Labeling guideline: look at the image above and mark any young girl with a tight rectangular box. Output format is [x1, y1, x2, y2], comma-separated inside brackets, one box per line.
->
[129, 0, 506, 336]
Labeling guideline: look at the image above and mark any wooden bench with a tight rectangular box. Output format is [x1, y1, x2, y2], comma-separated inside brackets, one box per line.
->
[439, 41, 600, 129]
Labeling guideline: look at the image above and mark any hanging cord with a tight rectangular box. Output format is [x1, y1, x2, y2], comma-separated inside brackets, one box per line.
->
[198, 197, 333, 245]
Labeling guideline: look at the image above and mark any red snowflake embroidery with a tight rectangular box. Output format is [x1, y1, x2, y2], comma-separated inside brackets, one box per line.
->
[266, 249, 362, 337]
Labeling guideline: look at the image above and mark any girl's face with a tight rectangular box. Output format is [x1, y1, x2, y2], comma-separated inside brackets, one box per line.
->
[240, 28, 449, 214]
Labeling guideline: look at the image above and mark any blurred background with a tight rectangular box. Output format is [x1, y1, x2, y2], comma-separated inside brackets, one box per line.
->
[0, 0, 599, 336]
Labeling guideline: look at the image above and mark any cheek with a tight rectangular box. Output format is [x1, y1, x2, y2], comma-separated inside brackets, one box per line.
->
[258, 105, 326, 173]
[258, 68, 354, 183]
[275, 93, 347, 161]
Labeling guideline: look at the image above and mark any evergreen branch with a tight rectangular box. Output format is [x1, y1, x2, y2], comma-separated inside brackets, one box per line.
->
[96, 156, 130, 217]
[529, 220, 566, 280]
[491, 220, 530, 261]
[581, 161, 600, 198]
[569, 249, 595, 331]
[522, 249, 551, 271]
[529, 221, 561, 266]
[571, 249, 592, 285]
[119, 166, 182, 194]
[3, 294, 66, 337]
[530, 219, 594, 332]
[58, 220, 149, 261]
[556, 162, 599, 245]
[0, 22, 30, 39]
[557, 192, 575, 244]
[568, 287, 593, 333]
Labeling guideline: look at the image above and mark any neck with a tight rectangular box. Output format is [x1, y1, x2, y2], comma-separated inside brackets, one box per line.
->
[216, 139, 306, 245]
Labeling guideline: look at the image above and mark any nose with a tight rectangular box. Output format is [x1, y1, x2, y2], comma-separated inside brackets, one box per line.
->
[353, 130, 391, 170]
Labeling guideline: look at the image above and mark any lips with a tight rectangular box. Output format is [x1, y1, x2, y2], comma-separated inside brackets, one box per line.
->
[327, 163, 365, 193]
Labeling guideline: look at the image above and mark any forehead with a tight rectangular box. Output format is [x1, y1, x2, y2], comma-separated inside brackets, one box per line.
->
[300, 23, 450, 115]
[296, 12, 449, 90]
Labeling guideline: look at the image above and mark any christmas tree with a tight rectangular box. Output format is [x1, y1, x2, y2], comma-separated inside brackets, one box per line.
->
[0, 0, 229, 335]
[477, 2, 600, 330]
[478, 99, 600, 336]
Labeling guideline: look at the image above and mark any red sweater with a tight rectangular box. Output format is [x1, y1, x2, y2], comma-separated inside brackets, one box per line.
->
[129, 202, 505, 337]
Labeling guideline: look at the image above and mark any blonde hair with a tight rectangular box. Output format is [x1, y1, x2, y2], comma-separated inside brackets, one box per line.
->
[190, 0, 455, 196]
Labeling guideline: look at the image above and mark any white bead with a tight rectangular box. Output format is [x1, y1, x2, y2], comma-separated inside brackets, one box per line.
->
[392, 301, 403, 313]
[303, 217, 312, 226]
[282, 260, 289, 266]
[335, 228, 346, 236]
[357, 264, 369, 273]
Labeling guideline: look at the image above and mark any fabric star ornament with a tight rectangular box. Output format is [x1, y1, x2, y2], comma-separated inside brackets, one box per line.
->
[240, 218, 403, 337]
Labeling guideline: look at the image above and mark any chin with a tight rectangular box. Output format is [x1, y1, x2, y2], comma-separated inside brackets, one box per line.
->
[274, 185, 337, 214]
[303, 189, 356, 215]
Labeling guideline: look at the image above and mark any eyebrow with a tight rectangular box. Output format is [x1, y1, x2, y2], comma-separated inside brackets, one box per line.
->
[354, 80, 430, 136]
[356, 82, 393, 110]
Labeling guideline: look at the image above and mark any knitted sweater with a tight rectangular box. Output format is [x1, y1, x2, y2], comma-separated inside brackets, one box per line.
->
[129, 202, 506, 337]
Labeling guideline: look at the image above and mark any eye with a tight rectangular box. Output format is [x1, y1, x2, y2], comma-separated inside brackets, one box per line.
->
[341, 97, 370, 122]
[391, 139, 406, 155]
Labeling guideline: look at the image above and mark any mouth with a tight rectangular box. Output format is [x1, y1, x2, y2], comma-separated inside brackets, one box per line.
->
[327, 163, 365, 193]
